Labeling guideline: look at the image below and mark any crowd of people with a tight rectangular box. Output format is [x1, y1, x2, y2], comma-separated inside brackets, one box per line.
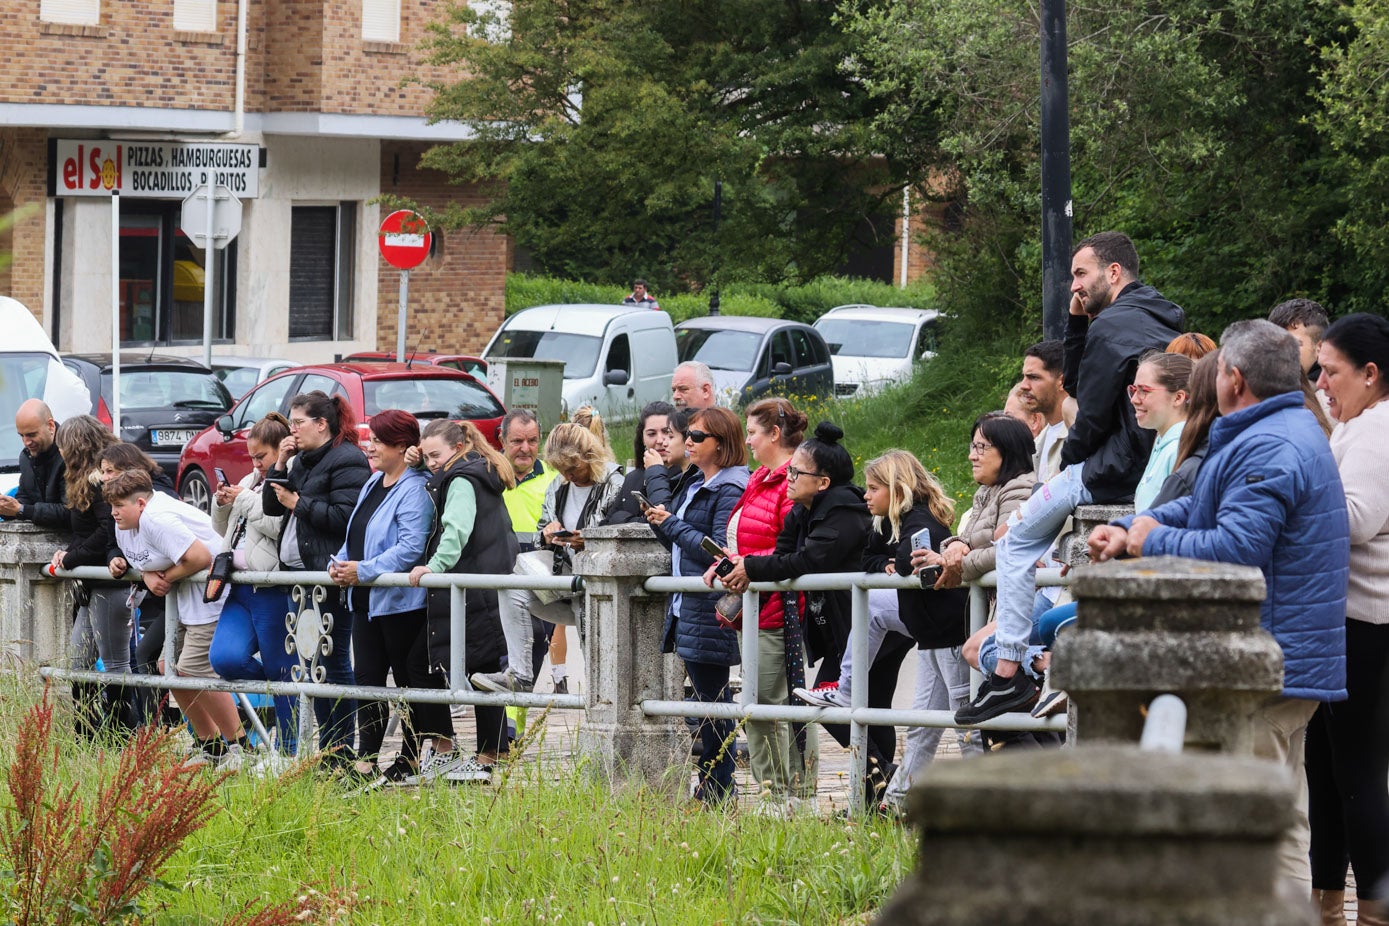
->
[5, 231, 1384, 918]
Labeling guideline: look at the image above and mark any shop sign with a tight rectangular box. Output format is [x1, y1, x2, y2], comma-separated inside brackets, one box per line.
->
[49, 140, 262, 199]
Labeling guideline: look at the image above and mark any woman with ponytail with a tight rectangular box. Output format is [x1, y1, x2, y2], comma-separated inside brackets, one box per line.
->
[263, 390, 370, 766]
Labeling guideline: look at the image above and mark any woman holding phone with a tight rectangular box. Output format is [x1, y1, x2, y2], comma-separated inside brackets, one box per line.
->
[646, 406, 749, 805]
[604, 400, 676, 524]
[262, 390, 370, 767]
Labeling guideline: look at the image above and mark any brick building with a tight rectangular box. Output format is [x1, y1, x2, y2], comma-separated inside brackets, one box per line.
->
[0, 0, 508, 363]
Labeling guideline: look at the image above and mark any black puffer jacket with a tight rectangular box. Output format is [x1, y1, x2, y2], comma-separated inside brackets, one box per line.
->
[742, 483, 871, 665]
[1061, 282, 1185, 503]
[262, 440, 370, 571]
[422, 453, 518, 677]
[862, 505, 970, 650]
[17, 444, 67, 528]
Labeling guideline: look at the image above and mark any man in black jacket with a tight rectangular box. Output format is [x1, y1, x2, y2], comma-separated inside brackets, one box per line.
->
[957, 232, 1185, 724]
[0, 399, 67, 527]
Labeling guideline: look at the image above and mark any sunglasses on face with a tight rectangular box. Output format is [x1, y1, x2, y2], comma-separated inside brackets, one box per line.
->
[687, 429, 712, 443]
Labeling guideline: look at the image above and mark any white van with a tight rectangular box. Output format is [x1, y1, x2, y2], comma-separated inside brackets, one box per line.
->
[813, 304, 941, 397]
[0, 297, 91, 493]
[483, 304, 678, 422]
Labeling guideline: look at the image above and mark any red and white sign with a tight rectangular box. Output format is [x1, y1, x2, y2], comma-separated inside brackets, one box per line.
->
[50, 140, 260, 199]
[378, 210, 432, 270]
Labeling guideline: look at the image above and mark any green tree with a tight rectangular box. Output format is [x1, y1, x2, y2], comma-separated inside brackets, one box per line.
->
[842, 0, 1357, 337]
[416, 0, 919, 290]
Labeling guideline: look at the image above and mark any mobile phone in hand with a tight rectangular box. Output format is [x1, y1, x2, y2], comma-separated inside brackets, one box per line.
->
[552, 529, 576, 539]
[917, 563, 943, 587]
[699, 536, 737, 577]
[214, 467, 229, 486]
[910, 527, 934, 552]
[265, 476, 290, 489]
[632, 491, 651, 510]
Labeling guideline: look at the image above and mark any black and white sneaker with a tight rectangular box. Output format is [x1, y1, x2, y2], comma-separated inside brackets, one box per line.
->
[954, 672, 1039, 725]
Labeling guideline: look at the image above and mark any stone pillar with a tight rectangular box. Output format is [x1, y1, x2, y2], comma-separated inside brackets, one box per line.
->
[1057, 503, 1133, 567]
[875, 745, 1313, 926]
[0, 522, 74, 664]
[1051, 556, 1283, 753]
[572, 523, 688, 796]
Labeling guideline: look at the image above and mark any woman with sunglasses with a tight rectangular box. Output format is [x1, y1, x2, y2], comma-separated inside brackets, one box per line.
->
[1129, 350, 1193, 512]
[645, 406, 749, 805]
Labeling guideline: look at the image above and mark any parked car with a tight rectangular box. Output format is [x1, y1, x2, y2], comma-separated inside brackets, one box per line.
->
[673, 316, 834, 406]
[0, 297, 91, 495]
[175, 363, 507, 511]
[344, 351, 488, 378]
[62, 353, 233, 481]
[483, 304, 676, 421]
[813, 305, 941, 397]
[211, 356, 302, 400]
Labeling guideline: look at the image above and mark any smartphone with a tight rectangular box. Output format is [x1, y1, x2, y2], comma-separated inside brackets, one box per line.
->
[910, 526, 934, 552]
[700, 536, 737, 578]
[328, 555, 343, 568]
[552, 529, 576, 539]
[699, 536, 726, 559]
[632, 491, 651, 511]
[265, 476, 290, 489]
[214, 467, 229, 486]
[917, 564, 943, 587]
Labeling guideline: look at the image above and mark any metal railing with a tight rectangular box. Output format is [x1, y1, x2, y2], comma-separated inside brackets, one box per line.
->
[39, 563, 1069, 814]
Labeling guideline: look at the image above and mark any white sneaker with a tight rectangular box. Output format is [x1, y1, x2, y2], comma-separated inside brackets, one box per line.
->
[793, 682, 843, 708]
[249, 752, 295, 779]
[217, 743, 246, 772]
[443, 755, 493, 783]
[183, 746, 216, 769]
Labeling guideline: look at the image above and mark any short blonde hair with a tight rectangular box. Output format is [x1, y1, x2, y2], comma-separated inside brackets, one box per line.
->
[863, 449, 954, 544]
[544, 422, 613, 485]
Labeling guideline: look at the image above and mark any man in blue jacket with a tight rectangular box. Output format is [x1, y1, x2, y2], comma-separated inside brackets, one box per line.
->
[957, 232, 1185, 723]
[1089, 319, 1349, 895]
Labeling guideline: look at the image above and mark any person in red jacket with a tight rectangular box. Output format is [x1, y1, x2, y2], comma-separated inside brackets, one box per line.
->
[706, 397, 811, 814]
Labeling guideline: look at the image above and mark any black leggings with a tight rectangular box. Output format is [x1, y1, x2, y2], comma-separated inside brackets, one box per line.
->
[353, 608, 453, 763]
[1307, 619, 1389, 900]
[822, 630, 914, 777]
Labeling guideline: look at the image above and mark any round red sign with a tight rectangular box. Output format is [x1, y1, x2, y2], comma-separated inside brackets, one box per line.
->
[378, 209, 433, 270]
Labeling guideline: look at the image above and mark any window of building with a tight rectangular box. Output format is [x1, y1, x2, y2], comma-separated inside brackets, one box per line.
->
[362, 0, 400, 42]
[288, 204, 356, 341]
[40, 0, 99, 25]
[113, 203, 236, 347]
[173, 0, 217, 32]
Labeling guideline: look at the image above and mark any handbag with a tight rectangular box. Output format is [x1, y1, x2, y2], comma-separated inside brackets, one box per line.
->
[514, 548, 573, 606]
[714, 592, 743, 630]
[204, 518, 245, 604]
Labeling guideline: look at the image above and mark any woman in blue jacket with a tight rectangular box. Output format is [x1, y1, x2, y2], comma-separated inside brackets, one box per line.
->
[328, 409, 440, 785]
[645, 406, 749, 805]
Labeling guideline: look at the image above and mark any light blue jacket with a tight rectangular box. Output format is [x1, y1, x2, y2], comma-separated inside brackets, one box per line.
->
[336, 467, 434, 618]
[1118, 392, 1348, 701]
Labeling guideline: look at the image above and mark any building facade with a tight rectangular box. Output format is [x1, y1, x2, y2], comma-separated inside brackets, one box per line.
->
[0, 0, 508, 363]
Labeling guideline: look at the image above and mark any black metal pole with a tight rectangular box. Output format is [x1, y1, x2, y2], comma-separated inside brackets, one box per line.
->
[709, 179, 722, 316]
[1040, 0, 1071, 342]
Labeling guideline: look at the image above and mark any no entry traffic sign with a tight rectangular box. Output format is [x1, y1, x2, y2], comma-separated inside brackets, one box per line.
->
[378, 209, 432, 270]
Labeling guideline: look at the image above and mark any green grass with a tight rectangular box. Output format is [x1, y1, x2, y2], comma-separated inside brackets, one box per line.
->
[0, 673, 915, 925]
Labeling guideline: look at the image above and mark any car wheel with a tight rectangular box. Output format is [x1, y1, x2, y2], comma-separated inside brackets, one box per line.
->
[181, 469, 212, 514]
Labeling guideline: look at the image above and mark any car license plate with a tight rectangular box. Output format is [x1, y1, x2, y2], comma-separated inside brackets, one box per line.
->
[151, 429, 199, 447]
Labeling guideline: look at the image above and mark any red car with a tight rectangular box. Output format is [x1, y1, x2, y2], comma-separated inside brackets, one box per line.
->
[176, 363, 506, 511]
[343, 351, 488, 378]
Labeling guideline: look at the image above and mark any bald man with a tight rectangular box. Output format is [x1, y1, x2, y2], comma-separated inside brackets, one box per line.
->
[0, 399, 67, 526]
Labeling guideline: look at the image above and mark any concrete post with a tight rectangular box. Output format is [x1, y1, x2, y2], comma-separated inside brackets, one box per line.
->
[0, 522, 73, 665]
[572, 523, 688, 796]
[876, 745, 1313, 925]
[1057, 503, 1133, 567]
[1051, 555, 1284, 753]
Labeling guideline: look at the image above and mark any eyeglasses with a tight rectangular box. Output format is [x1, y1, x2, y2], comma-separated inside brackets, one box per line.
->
[969, 441, 995, 455]
[687, 429, 712, 443]
[787, 465, 823, 481]
[288, 416, 321, 430]
[1126, 384, 1162, 400]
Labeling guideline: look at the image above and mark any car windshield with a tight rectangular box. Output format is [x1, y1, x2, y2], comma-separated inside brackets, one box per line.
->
[815, 319, 917, 359]
[213, 365, 260, 399]
[0, 353, 56, 472]
[101, 370, 231, 411]
[364, 378, 505, 420]
[675, 328, 762, 371]
[488, 329, 602, 379]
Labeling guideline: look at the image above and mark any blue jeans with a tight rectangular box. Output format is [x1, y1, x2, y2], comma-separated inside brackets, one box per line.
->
[684, 660, 735, 804]
[993, 464, 1092, 665]
[209, 583, 297, 752]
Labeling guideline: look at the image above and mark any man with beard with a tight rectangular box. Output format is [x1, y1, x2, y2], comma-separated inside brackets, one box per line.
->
[956, 232, 1185, 724]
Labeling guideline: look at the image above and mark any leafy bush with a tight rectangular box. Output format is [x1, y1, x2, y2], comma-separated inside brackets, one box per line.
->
[506, 273, 937, 324]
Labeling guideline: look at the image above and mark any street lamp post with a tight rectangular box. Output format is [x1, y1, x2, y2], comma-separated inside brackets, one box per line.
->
[1040, 0, 1072, 341]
